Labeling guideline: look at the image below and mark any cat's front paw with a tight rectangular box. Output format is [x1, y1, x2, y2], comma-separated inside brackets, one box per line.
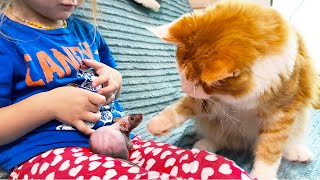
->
[250, 169, 278, 180]
[283, 144, 314, 162]
[193, 138, 218, 153]
[147, 114, 174, 136]
[251, 160, 279, 180]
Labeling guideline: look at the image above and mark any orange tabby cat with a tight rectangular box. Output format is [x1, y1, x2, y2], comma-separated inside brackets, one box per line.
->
[147, 0, 319, 180]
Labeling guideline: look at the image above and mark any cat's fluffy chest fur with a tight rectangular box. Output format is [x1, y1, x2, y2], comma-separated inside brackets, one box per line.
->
[193, 98, 260, 151]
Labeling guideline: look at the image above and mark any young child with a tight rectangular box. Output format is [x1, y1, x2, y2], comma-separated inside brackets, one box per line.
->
[0, 0, 253, 179]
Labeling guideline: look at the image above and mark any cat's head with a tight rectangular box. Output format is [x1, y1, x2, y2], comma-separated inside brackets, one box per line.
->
[148, 0, 293, 102]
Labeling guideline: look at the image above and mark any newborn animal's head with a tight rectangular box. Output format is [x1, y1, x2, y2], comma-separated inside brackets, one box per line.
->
[114, 114, 143, 132]
[89, 114, 143, 158]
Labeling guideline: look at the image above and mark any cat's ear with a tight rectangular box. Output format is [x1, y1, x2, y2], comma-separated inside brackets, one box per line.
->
[146, 20, 180, 44]
[147, 13, 194, 44]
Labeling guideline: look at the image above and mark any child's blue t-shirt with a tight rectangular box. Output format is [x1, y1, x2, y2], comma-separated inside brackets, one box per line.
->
[0, 17, 124, 171]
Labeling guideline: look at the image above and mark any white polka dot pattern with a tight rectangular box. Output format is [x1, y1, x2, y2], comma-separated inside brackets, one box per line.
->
[9, 136, 252, 180]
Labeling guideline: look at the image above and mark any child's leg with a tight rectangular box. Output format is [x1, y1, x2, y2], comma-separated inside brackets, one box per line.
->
[9, 147, 175, 180]
[10, 137, 253, 180]
[130, 136, 254, 180]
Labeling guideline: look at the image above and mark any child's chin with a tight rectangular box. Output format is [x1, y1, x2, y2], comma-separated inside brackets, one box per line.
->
[53, 11, 74, 20]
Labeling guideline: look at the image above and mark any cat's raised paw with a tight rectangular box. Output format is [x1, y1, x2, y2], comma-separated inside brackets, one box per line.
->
[147, 115, 174, 136]
[283, 144, 314, 162]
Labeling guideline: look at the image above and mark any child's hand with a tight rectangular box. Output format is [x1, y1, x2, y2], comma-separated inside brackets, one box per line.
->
[47, 86, 106, 135]
[83, 60, 121, 104]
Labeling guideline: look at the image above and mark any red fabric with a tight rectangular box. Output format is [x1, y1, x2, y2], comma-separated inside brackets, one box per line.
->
[10, 136, 253, 179]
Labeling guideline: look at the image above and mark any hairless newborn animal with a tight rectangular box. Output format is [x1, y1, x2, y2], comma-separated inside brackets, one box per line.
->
[89, 114, 143, 160]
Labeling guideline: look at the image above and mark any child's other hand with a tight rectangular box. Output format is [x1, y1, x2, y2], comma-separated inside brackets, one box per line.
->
[47, 86, 106, 135]
[83, 60, 121, 104]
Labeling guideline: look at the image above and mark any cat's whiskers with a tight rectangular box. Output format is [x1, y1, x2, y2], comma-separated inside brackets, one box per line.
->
[183, 74, 243, 135]
[193, 81, 197, 98]
[191, 80, 210, 113]
[200, 99, 210, 113]
[190, 82, 223, 132]
[207, 99, 244, 137]
[211, 100, 240, 123]
[206, 99, 225, 133]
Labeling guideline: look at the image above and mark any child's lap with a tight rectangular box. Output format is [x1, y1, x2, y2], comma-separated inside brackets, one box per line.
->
[10, 145, 167, 179]
[10, 136, 253, 180]
[130, 136, 252, 179]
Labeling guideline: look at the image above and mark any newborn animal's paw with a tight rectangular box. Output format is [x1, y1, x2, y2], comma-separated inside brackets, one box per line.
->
[283, 144, 314, 162]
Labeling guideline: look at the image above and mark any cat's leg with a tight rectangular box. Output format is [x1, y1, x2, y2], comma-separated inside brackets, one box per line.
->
[283, 108, 314, 162]
[251, 113, 296, 180]
[193, 138, 220, 153]
[147, 96, 199, 135]
[192, 119, 221, 153]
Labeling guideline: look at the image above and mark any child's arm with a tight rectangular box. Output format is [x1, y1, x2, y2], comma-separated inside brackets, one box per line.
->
[0, 86, 106, 146]
[0, 92, 53, 145]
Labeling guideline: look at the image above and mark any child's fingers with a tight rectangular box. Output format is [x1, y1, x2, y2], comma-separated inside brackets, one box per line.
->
[82, 59, 104, 71]
[105, 93, 116, 105]
[83, 111, 102, 123]
[73, 120, 95, 136]
[84, 90, 106, 105]
[92, 74, 110, 87]
[86, 103, 100, 113]
[98, 82, 118, 96]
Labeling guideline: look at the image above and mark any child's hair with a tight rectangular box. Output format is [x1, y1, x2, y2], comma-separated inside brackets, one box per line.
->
[0, 0, 98, 27]
[0, 0, 13, 17]
[91, 0, 97, 27]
